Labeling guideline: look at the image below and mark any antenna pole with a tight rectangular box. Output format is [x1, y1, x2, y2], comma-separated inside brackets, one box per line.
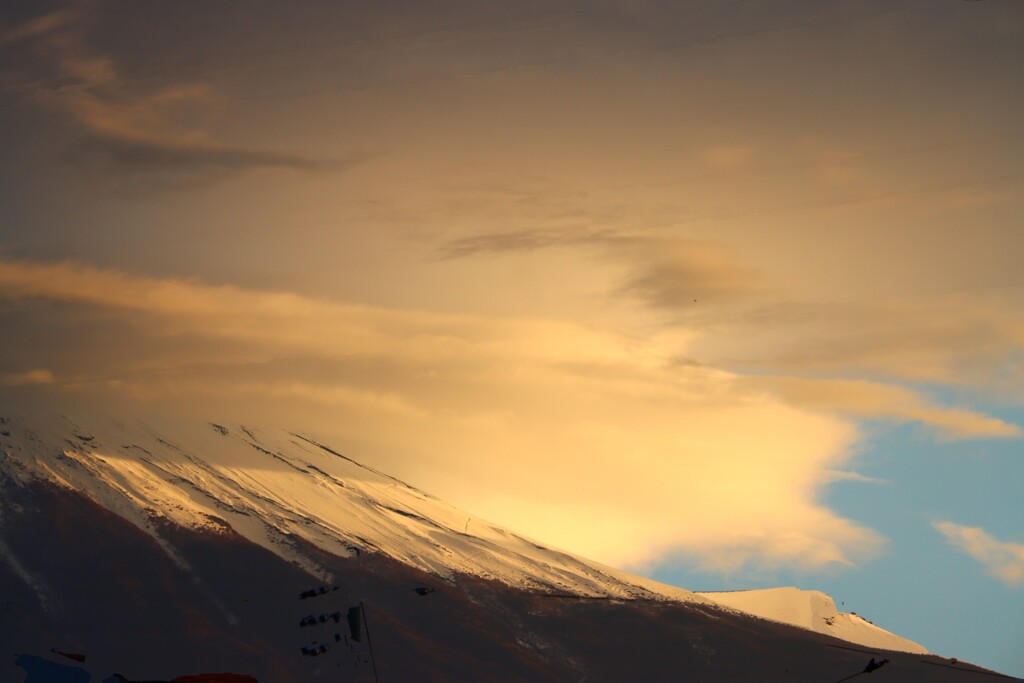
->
[360, 600, 381, 683]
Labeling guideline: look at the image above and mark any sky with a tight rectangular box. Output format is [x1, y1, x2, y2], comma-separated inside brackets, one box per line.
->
[1, 0, 1023, 675]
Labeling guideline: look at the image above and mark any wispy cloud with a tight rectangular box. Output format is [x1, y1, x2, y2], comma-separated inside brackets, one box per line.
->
[934, 521, 1024, 588]
[823, 470, 887, 485]
[697, 297, 1024, 386]
[749, 377, 1020, 440]
[0, 8, 78, 47]
[0, 369, 55, 387]
[3, 5, 346, 188]
[441, 230, 764, 305]
[69, 130, 347, 173]
[439, 223, 1024, 440]
[438, 228, 618, 260]
[616, 237, 764, 307]
[440, 224, 1024, 405]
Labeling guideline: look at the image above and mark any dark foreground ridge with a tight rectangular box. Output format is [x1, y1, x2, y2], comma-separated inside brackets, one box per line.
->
[2, 480, 1018, 682]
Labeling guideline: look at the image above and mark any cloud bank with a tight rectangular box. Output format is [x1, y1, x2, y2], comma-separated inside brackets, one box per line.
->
[0, 256, 895, 572]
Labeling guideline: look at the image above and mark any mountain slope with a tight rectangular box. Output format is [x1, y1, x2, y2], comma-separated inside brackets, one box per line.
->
[0, 411, 699, 602]
[3, 477, 1001, 683]
[2, 409, 992, 682]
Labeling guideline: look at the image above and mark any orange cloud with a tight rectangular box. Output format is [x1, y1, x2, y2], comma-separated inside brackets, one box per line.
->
[750, 377, 1020, 439]
[0, 369, 55, 386]
[678, 295, 1024, 390]
[0, 256, 882, 573]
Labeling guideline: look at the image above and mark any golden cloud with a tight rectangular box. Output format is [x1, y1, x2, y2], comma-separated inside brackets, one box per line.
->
[0, 256, 885, 572]
[749, 377, 1020, 439]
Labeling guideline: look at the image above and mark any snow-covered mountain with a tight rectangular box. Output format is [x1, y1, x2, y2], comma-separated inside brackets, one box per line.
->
[1, 409, 1001, 682]
[696, 587, 926, 654]
[0, 411, 698, 602]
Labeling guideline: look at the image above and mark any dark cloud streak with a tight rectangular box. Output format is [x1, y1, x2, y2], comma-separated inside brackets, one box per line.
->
[440, 228, 763, 306]
[438, 228, 619, 259]
[63, 133, 370, 192]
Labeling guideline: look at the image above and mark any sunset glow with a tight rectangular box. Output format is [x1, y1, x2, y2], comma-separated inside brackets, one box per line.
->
[2, 1, 1023, 676]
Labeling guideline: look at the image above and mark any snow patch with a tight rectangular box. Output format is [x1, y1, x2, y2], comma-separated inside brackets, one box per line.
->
[697, 587, 928, 654]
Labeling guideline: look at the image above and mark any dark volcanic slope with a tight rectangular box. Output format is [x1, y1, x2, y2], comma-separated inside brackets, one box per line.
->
[1, 480, 1013, 682]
